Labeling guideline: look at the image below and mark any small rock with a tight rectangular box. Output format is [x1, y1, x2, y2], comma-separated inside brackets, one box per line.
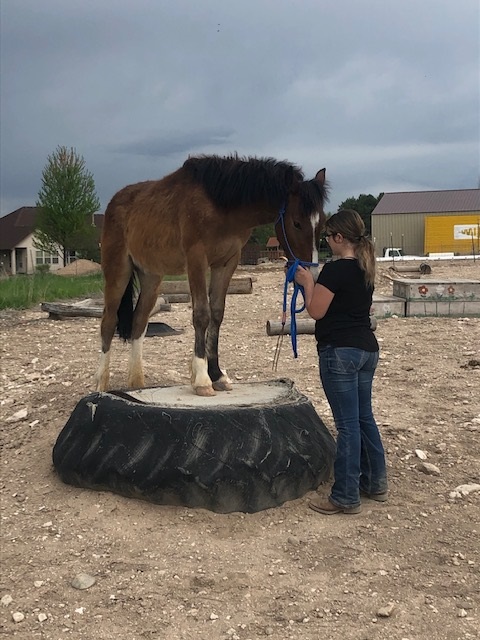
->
[209, 612, 219, 620]
[38, 613, 48, 622]
[6, 408, 28, 423]
[12, 612, 25, 623]
[377, 602, 396, 617]
[71, 573, 96, 590]
[449, 483, 480, 499]
[1, 594, 13, 606]
[415, 449, 427, 460]
[417, 462, 441, 476]
[34, 580, 44, 588]
[457, 608, 468, 618]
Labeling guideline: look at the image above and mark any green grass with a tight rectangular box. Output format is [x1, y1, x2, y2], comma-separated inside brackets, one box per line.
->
[0, 272, 188, 311]
[0, 272, 105, 310]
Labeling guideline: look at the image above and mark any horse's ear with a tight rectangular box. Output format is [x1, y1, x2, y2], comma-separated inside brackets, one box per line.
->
[315, 168, 326, 185]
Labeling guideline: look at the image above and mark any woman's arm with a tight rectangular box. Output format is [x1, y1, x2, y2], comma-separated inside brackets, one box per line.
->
[294, 266, 334, 320]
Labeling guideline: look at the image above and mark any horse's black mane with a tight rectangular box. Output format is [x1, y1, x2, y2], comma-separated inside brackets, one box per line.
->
[183, 154, 328, 215]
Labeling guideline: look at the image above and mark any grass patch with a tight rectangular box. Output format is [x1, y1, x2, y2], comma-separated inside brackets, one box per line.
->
[0, 273, 105, 310]
[0, 272, 188, 310]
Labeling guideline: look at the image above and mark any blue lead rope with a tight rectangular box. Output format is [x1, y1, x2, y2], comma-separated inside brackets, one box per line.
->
[283, 258, 318, 358]
[283, 259, 305, 358]
[274, 204, 318, 364]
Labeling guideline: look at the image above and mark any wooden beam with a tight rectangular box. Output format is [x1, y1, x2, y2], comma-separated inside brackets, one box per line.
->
[266, 319, 315, 336]
[41, 296, 171, 320]
[160, 277, 253, 295]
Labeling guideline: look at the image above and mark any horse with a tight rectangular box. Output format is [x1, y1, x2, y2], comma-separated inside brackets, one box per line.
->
[95, 154, 328, 396]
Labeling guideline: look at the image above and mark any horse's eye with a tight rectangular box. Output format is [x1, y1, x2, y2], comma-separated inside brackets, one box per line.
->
[293, 221, 301, 230]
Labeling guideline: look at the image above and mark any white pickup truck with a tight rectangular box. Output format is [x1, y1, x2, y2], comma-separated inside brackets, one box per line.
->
[377, 248, 462, 262]
[377, 248, 424, 261]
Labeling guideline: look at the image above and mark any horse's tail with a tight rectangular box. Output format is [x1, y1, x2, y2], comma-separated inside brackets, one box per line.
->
[117, 275, 135, 341]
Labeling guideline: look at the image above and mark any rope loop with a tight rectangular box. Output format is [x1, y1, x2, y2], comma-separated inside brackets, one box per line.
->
[283, 259, 306, 358]
[275, 204, 319, 361]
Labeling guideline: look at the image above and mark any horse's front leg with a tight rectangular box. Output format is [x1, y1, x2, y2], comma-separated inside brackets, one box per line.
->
[206, 256, 240, 392]
[188, 260, 215, 396]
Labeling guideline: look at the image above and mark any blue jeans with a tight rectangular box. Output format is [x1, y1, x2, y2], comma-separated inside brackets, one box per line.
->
[319, 346, 387, 509]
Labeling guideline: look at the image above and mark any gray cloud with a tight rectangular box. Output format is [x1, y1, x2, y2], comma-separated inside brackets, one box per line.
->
[113, 128, 236, 157]
[1, 0, 478, 215]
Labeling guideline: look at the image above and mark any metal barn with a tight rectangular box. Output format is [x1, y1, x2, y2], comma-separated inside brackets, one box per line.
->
[371, 189, 480, 256]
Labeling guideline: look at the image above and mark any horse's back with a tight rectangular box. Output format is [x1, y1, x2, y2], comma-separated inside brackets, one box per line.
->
[101, 169, 213, 275]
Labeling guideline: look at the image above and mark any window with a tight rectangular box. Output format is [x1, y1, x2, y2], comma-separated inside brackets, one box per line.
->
[36, 250, 59, 265]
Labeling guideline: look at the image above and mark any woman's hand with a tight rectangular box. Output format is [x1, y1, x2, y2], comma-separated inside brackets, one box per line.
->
[294, 265, 313, 288]
[294, 266, 334, 320]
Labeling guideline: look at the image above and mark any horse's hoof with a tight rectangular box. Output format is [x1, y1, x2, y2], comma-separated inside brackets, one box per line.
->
[212, 379, 233, 392]
[195, 385, 216, 397]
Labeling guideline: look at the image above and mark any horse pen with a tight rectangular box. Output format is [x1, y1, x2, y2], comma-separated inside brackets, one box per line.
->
[1, 259, 479, 639]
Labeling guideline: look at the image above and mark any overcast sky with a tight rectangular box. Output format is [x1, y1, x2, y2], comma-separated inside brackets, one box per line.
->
[1, 0, 479, 217]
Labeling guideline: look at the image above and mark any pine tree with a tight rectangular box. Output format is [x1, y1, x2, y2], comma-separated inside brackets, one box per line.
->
[35, 146, 100, 266]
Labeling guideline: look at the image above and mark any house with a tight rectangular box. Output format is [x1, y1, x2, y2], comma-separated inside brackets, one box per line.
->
[265, 236, 284, 261]
[0, 207, 104, 275]
[371, 189, 480, 256]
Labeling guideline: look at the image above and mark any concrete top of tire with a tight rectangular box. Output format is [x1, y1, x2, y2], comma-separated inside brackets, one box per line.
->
[109, 378, 307, 409]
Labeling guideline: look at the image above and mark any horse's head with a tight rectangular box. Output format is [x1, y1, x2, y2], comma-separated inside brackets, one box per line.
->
[275, 168, 328, 275]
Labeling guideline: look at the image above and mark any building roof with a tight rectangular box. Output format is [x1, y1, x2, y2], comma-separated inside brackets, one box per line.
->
[266, 237, 280, 248]
[372, 189, 480, 215]
[0, 207, 104, 250]
[0, 207, 38, 250]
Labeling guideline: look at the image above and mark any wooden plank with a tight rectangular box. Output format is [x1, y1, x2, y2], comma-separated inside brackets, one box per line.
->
[160, 277, 253, 295]
[266, 319, 315, 336]
[41, 296, 171, 319]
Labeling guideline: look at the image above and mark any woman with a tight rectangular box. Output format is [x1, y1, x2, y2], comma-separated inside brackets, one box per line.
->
[295, 209, 387, 515]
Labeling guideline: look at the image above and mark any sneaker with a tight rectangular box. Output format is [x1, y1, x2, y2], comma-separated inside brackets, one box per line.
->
[360, 489, 388, 502]
[308, 498, 362, 515]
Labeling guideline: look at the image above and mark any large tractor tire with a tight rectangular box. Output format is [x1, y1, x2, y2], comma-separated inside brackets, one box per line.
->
[53, 379, 335, 514]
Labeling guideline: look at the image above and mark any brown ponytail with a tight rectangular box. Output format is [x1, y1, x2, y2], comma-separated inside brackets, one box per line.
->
[325, 209, 376, 288]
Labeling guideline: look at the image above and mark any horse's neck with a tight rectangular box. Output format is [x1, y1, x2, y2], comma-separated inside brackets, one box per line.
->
[241, 204, 279, 228]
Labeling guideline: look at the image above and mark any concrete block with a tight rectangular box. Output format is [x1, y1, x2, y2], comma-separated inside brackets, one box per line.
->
[406, 299, 480, 317]
[371, 294, 406, 318]
[392, 278, 480, 301]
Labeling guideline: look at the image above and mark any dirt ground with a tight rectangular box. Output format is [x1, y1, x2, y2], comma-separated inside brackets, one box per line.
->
[1, 260, 479, 640]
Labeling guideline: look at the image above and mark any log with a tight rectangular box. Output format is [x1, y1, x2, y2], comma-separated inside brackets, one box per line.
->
[389, 262, 432, 275]
[160, 277, 253, 295]
[266, 319, 315, 336]
[266, 315, 378, 336]
[163, 293, 191, 304]
[41, 297, 171, 320]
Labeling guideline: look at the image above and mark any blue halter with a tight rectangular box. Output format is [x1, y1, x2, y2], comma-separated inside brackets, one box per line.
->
[276, 205, 318, 358]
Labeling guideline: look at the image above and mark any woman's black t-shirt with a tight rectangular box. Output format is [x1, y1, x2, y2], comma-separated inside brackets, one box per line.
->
[314, 258, 378, 353]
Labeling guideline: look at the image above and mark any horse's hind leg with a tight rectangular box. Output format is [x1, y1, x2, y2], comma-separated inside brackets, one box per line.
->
[127, 272, 163, 389]
[207, 255, 240, 392]
[95, 258, 133, 391]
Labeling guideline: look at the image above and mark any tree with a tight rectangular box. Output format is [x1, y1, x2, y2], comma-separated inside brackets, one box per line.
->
[337, 193, 383, 234]
[35, 146, 100, 266]
[250, 223, 276, 246]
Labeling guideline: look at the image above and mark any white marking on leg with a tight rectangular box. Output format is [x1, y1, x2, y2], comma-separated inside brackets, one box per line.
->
[95, 351, 111, 391]
[191, 356, 212, 389]
[128, 334, 145, 388]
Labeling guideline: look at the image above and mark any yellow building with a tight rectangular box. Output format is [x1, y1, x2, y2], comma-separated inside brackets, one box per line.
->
[371, 189, 480, 256]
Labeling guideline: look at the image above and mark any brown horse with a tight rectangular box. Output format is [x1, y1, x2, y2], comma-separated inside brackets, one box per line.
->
[95, 154, 328, 396]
